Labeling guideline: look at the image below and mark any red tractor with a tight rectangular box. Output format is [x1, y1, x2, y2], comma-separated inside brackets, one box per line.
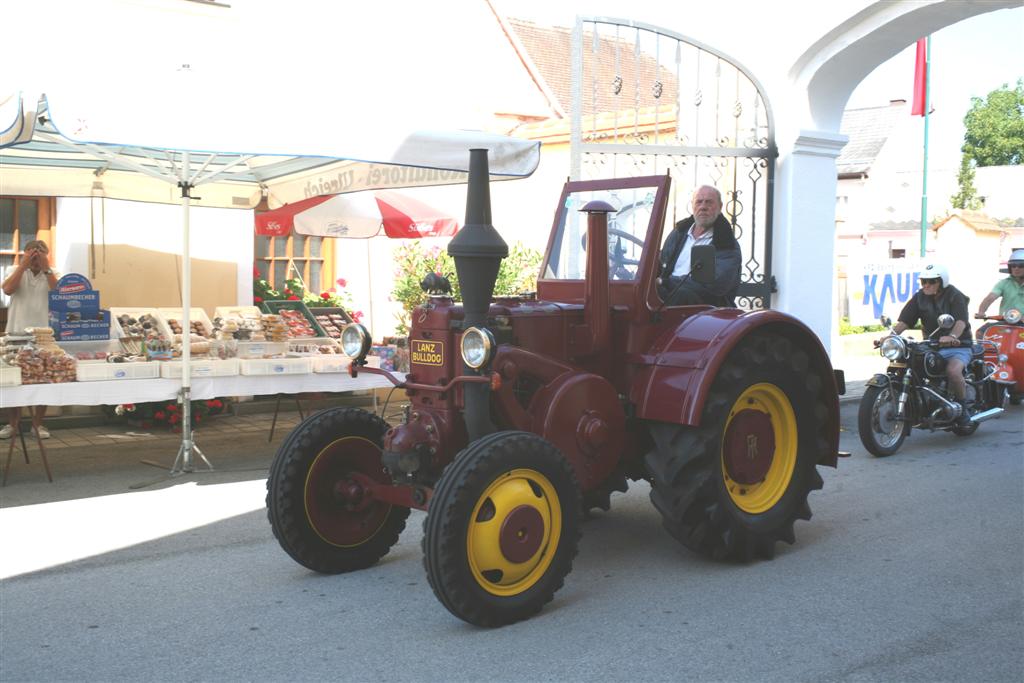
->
[267, 150, 844, 627]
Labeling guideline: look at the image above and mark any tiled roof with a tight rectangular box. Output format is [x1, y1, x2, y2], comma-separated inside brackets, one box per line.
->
[506, 17, 679, 118]
[931, 210, 1008, 234]
[837, 101, 906, 176]
[868, 220, 920, 232]
[869, 211, 1010, 234]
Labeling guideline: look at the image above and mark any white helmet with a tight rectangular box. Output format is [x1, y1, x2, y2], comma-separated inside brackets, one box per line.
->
[1000, 248, 1024, 274]
[919, 262, 948, 288]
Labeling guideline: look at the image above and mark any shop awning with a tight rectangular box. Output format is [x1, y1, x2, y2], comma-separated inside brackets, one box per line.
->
[0, 88, 538, 473]
[0, 91, 540, 209]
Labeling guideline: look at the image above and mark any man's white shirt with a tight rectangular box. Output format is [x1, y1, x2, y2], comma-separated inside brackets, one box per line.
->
[671, 227, 713, 278]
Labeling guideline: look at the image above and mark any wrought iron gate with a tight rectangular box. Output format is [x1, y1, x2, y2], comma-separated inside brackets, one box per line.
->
[571, 17, 776, 309]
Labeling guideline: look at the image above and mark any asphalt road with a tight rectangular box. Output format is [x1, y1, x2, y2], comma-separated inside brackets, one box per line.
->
[1, 400, 1021, 683]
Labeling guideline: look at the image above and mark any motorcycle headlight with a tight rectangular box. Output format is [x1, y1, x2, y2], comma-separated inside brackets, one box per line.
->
[880, 336, 906, 361]
[1004, 308, 1022, 324]
[340, 323, 372, 360]
[460, 326, 495, 370]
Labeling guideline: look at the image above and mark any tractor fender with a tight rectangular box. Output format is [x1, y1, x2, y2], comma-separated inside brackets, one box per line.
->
[629, 308, 840, 465]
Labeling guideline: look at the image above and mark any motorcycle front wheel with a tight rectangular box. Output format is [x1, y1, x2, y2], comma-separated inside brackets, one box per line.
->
[858, 385, 909, 457]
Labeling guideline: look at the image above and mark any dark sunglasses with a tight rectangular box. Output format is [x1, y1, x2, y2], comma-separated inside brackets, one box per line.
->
[1010, 263, 1024, 269]
[920, 278, 940, 285]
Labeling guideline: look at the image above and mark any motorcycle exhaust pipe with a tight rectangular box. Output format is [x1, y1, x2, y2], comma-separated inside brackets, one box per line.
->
[920, 386, 960, 414]
[970, 407, 1004, 424]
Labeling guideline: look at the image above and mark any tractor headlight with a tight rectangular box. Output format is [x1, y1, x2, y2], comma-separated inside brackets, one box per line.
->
[880, 336, 907, 361]
[1004, 308, 1022, 324]
[460, 326, 495, 370]
[341, 323, 372, 360]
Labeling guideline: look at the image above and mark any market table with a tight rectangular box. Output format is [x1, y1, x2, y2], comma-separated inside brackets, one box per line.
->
[0, 372, 402, 408]
[1, 371, 406, 485]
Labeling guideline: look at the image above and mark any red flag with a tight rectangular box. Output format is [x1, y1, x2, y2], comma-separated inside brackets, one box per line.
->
[911, 38, 927, 116]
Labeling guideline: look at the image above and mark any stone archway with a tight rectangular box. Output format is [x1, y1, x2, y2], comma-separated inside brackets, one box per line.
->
[773, 0, 1019, 354]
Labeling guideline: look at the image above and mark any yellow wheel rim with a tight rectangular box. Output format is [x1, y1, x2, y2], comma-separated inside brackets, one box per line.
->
[720, 383, 798, 514]
[466, 468, 561, 597]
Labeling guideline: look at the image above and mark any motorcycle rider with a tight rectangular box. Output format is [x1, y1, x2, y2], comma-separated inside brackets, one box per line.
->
[882, 262, 973, 425]
[975, 248, 1024, 319]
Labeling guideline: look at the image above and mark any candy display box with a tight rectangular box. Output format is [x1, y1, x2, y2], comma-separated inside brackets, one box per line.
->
[259, 301, 327, 338]
[157, 307, 214, 338]
[77, 360, 161, 382]
[159, 358, 240, 379]
[312, 356, 351, 373]
[110, 307, 174, 341]
[239, 357, 312, 376]
[234, 341, 289, 359]
[0, 364, 21, 387]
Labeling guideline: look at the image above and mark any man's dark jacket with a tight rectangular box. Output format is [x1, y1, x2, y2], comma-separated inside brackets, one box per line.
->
[658, 214, 742, 306]
[897, 284, 972, 342]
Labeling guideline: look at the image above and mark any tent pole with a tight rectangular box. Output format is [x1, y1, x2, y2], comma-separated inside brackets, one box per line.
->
[170, 151, 211, 475]
[366, 240, 375, 335]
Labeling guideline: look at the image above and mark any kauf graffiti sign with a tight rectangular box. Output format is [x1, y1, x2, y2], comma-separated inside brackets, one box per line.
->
[847, 259, 926, 326]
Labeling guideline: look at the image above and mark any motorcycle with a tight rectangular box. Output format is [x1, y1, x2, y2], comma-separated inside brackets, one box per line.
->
[858, 314, 1008, 457]
[975, 307, 1024, 405]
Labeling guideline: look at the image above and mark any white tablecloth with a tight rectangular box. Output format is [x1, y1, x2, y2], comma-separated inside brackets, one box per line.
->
[0, 372, 404, 408]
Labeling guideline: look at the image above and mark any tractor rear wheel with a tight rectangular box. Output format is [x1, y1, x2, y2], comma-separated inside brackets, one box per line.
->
[266, 407, 409, 573]
[645, 334, 829, 561]
[422, 432, 581, 627]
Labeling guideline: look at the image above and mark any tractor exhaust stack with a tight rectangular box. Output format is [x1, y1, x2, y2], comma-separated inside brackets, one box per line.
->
[447, 149, 508, 440]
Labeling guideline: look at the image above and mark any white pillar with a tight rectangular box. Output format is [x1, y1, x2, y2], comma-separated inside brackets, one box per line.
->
[773, 129, 847, 356]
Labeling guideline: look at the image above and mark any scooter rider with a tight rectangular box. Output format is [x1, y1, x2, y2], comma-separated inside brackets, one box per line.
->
[975, 248, 1024, 319]
[881, 262, 973, 424]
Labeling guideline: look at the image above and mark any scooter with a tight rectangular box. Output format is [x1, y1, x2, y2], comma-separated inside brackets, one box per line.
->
[975, 307, 1024, 405]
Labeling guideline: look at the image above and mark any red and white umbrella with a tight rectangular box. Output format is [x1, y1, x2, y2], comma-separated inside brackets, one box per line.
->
[255, 189, 458, 239]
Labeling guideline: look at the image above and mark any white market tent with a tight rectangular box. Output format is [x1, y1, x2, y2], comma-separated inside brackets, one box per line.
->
[0, 89, 540, 472]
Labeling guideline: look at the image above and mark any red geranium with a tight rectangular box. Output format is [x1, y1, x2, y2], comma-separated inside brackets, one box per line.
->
[321, 292, 331, 300]
[110, 397, 229, 431]
[287, 295, 300, 301]
[254, 296, 263, 303]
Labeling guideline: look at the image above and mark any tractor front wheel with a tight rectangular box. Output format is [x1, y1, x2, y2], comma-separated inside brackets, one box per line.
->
[422, 432, 581, 627]
[645, 334, 830, 561]
[266, 407, 410, 573]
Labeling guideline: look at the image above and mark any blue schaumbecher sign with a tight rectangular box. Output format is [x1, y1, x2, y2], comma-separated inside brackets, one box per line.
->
[48, 273, 110, 340]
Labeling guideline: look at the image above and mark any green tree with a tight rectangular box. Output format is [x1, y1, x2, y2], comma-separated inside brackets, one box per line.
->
[961, 80, 1024, 166]
[950, 155, 982, 210]
[390, 241, 542, 336]
[952, 80, 1024, 207]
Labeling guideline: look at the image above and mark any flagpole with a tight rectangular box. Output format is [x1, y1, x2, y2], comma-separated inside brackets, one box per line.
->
[920, 35, 931, 257]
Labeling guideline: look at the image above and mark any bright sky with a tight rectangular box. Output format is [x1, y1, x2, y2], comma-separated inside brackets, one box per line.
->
[497, 1, 1024, 170]
[5, 0, 1020, 173]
